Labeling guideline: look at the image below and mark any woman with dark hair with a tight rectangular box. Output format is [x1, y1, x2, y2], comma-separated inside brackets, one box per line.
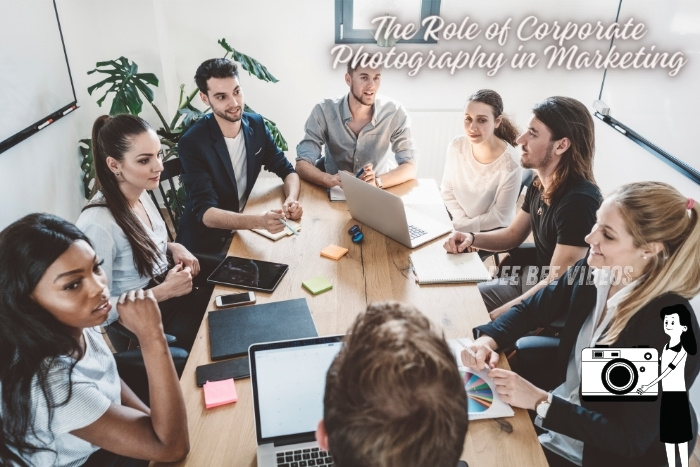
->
[0, 213, 188, 466]
[638, 304, 698, 466]
[440, 89, 523, 233]
[76, 114, 211, 352]
[462, 182, 700, 466]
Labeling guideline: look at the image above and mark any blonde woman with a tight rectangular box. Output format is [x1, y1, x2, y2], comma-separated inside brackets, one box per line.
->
[463, 182, 700, 466]
[440, 89, 523, 233]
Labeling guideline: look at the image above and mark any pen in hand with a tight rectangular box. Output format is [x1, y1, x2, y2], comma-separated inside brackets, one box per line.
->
[355, 167, 365, 178]
[279, 217, 299, 236]
[458, 339, 488, 371]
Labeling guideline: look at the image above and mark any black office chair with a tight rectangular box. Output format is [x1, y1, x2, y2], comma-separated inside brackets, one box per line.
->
[148, 157, 184, 241]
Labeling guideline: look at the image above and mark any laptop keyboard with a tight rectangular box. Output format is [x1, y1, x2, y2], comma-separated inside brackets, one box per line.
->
[408, 224, 427, 240]
[276, 447, 334, 466]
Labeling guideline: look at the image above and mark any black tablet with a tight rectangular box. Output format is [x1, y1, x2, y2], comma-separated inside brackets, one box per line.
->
[207, 256, 289, 293]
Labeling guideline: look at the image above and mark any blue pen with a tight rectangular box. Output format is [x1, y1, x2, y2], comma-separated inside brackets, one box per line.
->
[279, 217, 299, 236]
[355, 167, 365, 178]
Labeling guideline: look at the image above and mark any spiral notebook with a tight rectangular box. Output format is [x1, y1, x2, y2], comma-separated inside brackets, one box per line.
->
[409, 242, 492, 284]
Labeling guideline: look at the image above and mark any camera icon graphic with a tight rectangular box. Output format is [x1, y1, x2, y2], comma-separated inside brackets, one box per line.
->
[581, 347, 659, 401]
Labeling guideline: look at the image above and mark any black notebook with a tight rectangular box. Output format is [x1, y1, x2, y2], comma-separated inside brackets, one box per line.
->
[208, 298, 318, 360]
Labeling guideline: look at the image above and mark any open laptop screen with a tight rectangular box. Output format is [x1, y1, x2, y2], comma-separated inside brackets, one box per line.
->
[251, 337, 344, 442]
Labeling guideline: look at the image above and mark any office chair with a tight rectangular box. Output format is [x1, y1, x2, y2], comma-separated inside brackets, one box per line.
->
[148, 157, 184, 241]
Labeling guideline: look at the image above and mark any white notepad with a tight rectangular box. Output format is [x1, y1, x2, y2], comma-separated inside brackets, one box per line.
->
[329, 186, 345, 201]
[409, 242, 492, 284]
[252, 217, 301, 241]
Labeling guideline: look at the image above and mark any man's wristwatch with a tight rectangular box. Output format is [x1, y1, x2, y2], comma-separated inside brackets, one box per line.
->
[536, 393, 552, 419]
[375, 177, 383, 189]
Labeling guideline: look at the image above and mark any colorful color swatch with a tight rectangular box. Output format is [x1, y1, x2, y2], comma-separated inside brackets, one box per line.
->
[462, 371, 494, 413]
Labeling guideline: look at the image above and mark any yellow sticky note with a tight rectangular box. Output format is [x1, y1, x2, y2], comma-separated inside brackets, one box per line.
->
[203, 378, 238, 409]
[320, 244, 349, 260]
[302, 275, 333, 295]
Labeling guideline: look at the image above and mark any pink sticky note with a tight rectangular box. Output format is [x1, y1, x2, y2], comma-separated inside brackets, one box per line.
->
[203, 378, 238, 409]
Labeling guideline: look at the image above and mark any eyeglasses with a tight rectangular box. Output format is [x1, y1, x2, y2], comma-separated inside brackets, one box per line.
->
[348, 225, 363, 243]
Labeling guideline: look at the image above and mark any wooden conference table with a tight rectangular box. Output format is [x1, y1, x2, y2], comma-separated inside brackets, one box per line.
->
[153, 178, 547, 467]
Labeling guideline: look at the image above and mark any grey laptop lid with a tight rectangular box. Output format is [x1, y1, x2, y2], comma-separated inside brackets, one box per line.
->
[249, 335, 344, 447]
[339, 171, 451, 248]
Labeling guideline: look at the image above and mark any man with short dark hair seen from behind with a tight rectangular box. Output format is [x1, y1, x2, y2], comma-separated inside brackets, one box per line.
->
[296, 63, 418, 190]
[445, 96, 602, 321]
[317, 301, 468, 467]
[178, 58, 302, 255]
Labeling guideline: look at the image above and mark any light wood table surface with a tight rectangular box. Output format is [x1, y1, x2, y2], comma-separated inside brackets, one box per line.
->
[153, 178, 547, 467]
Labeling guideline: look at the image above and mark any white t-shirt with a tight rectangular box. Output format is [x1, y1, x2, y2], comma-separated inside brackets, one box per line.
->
[76, 191, 168, 322]
[4, 328, 121, 466]
[225, 132, 248, 208]
[440, 136, 522, 233]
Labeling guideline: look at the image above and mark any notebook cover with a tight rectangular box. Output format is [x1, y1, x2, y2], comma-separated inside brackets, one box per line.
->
[196, 357, 250, 386]
[320, 244, 349, 260]
[208, 298, 318, 360]
[302, 275, 333, 295]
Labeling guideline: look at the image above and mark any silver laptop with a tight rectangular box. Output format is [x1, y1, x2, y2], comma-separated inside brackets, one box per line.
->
[339, 171, 452, 248]
[249, 335, 344, 467]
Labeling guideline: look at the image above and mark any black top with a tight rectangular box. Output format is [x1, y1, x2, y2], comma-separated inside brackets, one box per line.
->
[522, 178, 602, 267]
[474, 258, 700, 467]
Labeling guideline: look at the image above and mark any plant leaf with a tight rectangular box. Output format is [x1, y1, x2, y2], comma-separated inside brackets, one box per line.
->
[217, 38, 279, 83]
[87, 56, 158, 117]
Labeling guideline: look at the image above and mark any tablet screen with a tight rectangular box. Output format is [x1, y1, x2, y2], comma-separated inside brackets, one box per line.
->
[207, 256, 289, 292]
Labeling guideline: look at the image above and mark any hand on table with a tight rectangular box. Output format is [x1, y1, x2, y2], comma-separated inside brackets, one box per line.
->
[260, 209, 286, 233]
[443, 232, 476, 254]
[283, 198, 303, 220]
[358, 163, 375, 185]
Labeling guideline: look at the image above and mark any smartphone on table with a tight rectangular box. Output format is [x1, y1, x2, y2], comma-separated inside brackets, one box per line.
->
[214, 291, 256, 308]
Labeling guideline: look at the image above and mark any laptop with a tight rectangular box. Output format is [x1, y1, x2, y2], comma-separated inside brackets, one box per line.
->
[250, 335, 344, 467]
[339, 171, 452, 248]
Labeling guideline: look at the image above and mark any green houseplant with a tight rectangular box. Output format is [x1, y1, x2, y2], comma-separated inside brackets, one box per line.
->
[79, 38, 287, 204]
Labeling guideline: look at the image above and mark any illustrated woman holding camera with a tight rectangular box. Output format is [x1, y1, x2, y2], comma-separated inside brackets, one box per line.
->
[638, 304, 697, 467]
[462, 182, 700, 466]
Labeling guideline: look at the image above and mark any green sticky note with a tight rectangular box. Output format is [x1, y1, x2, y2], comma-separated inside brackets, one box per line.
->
[302, 275, 333, 295]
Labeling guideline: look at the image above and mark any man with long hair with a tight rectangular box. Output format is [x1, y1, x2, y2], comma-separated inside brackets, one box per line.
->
[445, 96, 602, 320]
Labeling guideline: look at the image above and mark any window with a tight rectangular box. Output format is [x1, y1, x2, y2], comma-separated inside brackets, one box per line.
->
[335, 0, 441, 44]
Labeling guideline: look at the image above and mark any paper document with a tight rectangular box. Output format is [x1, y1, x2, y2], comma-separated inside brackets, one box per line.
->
[409, 242, 492, 284]
[329, 186, 345, 201]
[252, 215, 301, 240]
[447, 338, 514, 420]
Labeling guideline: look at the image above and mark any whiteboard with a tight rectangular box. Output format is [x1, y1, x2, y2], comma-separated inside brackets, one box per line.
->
[0, 0, 76, 153]
[599, 0, 700, 182]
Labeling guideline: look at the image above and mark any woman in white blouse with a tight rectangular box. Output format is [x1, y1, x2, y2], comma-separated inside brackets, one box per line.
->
[440, 89, 523, 233]
[77, 115, 210, 353]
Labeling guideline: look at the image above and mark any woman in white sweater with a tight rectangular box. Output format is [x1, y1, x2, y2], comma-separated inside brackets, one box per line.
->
[440, 89, 523, 233]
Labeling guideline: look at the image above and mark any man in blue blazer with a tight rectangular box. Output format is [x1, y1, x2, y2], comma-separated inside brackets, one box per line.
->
[178, 58, 302, 255]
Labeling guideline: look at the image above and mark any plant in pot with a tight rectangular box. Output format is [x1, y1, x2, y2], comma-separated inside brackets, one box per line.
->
[80, 38, 287, 234]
